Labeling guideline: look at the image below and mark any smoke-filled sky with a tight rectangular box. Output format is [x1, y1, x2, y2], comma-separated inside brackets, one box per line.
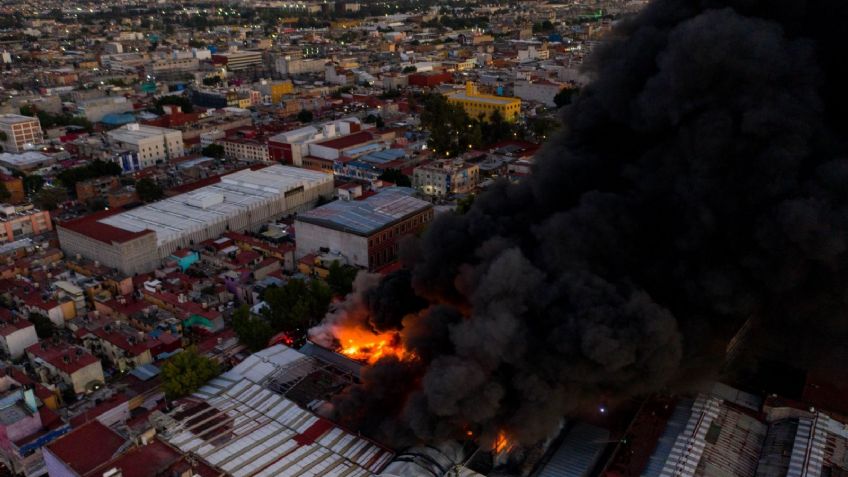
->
[313, 0, 848, 450]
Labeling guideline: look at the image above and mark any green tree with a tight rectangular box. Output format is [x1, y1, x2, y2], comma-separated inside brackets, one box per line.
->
[161, 347, 219, 399]
[262, 279, 331, 336]
[378, 168, 411, 187]
[135, 178, 164, 202]
[420, 94, 476, 157]
[28, 313, 54, 338]
[33, 187, 68, 210]
[402, 65, 417, 73]
[297, 109, 313, 123]
[554, 88, 578, 108]
[0, 182, 9, 202]
[326, 261, 359, 296]
[23, 175, 44, 194]
[482, 109, 512, 145]
[202, 76, 221, 86]
[57, 160, 122, 192]
[202, 144, 225, 159]
[232, 305, 274, 352]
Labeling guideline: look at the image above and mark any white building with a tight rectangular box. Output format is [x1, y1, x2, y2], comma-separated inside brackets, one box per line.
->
[76, 96, 132, 122]
[0, 115, 43, 153]
[275, 56, 328, 76]
[107, 123, 184, 168]
[0, 312, 38, 359]
[57, 165, 334, 274]
[513, 80, 565, 107]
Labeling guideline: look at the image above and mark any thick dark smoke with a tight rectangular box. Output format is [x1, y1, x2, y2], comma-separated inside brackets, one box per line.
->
[316, 0, 848, 449]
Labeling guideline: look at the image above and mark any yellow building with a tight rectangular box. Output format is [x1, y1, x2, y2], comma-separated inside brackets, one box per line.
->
[446, 82, 521, 122]
[268, 80, 294, 103]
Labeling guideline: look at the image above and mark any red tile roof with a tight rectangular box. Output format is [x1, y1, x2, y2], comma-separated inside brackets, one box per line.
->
[0, 308, 33, 337]
[315, 130, 374, 150]
[26, 342, 101, 376]
[58, 209, 154, 244]
[46, 420, 126, 476]
[70, 393, 129, 428]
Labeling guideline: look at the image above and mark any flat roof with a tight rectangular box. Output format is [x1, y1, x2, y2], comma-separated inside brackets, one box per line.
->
[447, 91, 521, 105]
[0, 114, 39, 125]
[96, 165, 330, 247]
[0, 152, 53, 167]
[107, 123, 180, 144]
[296, 187, 431, 236]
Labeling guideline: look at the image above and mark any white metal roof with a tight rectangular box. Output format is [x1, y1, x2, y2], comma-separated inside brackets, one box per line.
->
[98, 165, 331, 246]
[166, 375, 393, 477]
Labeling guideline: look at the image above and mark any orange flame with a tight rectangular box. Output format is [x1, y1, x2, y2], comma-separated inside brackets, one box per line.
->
[334, 325, 409, 364]
[493, 430, 511, 454]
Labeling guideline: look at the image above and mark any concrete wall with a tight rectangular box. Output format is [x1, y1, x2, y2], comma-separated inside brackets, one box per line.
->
[294, 221, 369, 268]
[0, 326, 38, 359]
[42, 447, 78, 477]
[69, 360, 104, 395]
[57, 227, 159, 276]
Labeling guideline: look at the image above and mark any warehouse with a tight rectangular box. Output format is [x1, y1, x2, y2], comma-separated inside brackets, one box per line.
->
[295, 187, 433, 270]
[57, 165, 333, 274]
[156, 345, 394, 477]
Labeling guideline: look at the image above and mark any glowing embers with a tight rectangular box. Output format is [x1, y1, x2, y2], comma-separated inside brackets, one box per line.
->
[333, 325, 411, 364]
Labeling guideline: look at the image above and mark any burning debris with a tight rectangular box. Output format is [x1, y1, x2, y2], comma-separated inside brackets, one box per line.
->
[311, 0, 848, 465]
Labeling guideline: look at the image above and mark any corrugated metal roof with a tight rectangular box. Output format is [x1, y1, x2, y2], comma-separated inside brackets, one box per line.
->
[296, 187, 431, 236]
[536, 423, 609, 477]
[165, 377, 393, 477]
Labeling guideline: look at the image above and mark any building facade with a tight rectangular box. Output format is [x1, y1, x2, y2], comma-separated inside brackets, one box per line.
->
[446, 82, 521, 122]
[295, 188, 433, 270]
[413, 160, 480, 197]
[0, 205, 52, 244]
[107, 123, 185, 169]
[0, 115, 43, 153]
[58, 165, 333, 274]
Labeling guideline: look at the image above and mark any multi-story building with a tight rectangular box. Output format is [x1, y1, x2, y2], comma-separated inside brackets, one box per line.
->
[256, 79, 294, 104]
[0, 115, 43, 153]
[57, 165, 333, 274]
[514, 79, 566, 107]
[267, 118, 363, 166]
[275, 56, 328, 76]
[413, 160, 480, 197]
[446, 82, 521, 122]
[212, 50, 263, 71]
[0, 204, 52, 244]
[220, 136, 270, 162]
[0, 309, 38, 359]
[295, 187, 433, 270]
[26, 342, 104, 395]
[107, 123, 185, 168]
[0, 372, 68, 477]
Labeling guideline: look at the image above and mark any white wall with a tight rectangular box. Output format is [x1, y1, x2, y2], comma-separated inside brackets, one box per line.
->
[2, 325, 38, 359]
[294, 221, 369, 268]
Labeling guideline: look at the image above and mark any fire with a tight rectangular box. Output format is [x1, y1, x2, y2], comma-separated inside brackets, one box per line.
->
[334, 325, 409, 364]
[493, 431, 511, 454]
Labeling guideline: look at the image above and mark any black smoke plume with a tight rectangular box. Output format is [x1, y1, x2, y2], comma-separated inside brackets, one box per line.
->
[315, 0, 848, 449]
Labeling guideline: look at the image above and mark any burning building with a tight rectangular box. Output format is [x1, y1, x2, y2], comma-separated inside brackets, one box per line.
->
[305, 0, 848, 469]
